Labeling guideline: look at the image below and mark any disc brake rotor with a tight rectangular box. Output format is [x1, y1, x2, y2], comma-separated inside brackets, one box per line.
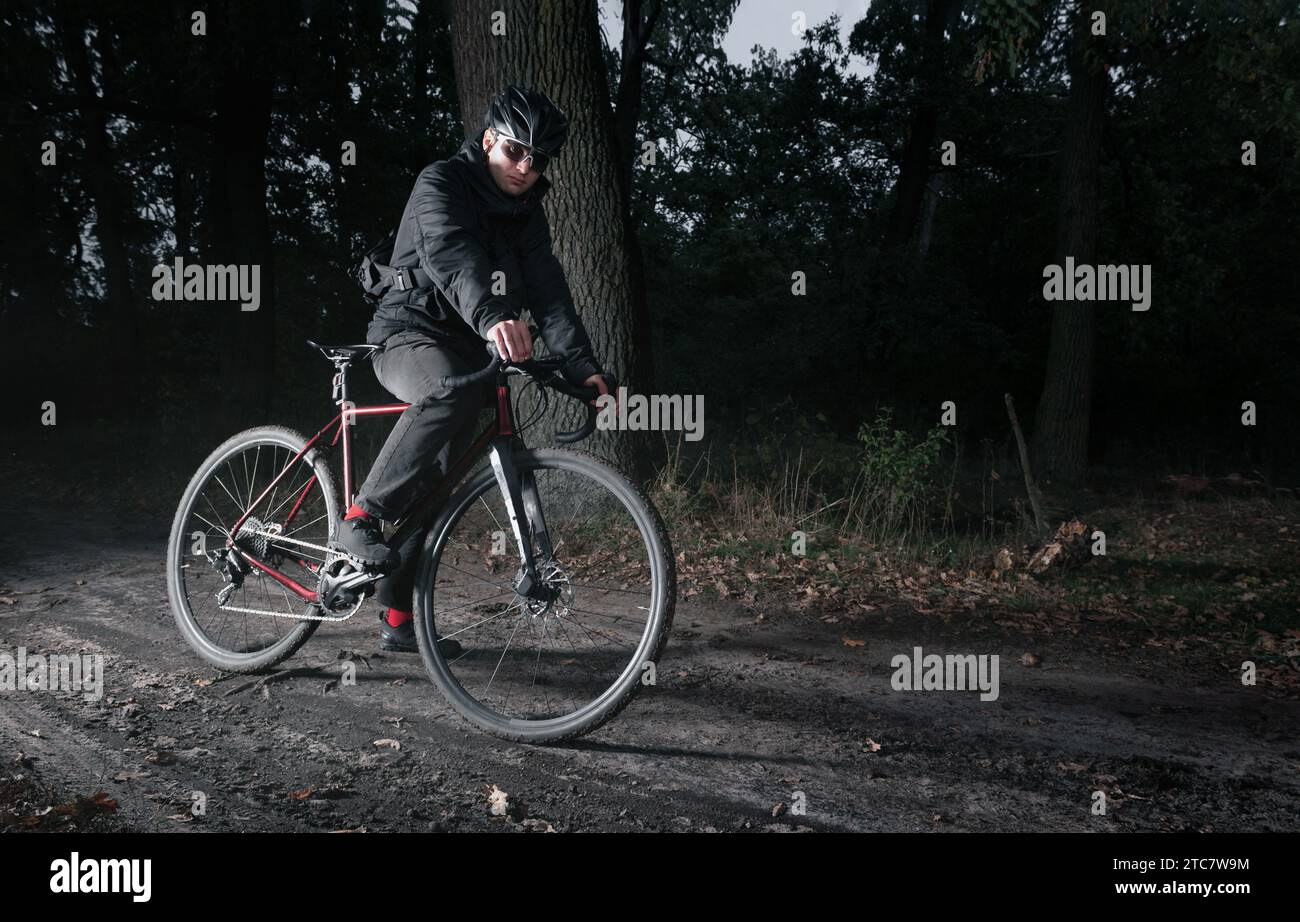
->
[525, 560, 575, 618]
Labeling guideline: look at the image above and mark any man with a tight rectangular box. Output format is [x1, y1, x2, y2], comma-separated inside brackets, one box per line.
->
[337, 85, 611, 652]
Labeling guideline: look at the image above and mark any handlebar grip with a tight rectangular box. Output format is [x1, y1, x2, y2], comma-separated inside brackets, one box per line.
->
[554, 373, 616, 444]
[555, 404, 597, 444]
[440, 360, 498, 391]
[440, 342, 502, 391]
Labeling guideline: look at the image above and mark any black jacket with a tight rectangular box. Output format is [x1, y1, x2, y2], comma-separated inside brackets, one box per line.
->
[367, 130, 602, 386]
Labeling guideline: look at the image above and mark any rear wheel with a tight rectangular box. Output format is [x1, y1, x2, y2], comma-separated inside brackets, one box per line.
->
[413, 448, 675, 743]
[166, 426, 338, 673]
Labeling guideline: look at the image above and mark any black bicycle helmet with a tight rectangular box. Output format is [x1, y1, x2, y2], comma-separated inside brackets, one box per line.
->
[484, 85, 569, 158]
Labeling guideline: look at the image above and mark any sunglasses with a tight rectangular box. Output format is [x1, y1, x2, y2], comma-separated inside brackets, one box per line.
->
[493, 132, 550, 174]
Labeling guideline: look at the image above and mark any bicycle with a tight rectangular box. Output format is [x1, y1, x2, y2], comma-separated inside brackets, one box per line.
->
[166, 337, 676, 743]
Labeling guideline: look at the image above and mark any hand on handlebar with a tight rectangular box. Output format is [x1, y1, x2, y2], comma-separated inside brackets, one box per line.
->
[582, 373, 615, 411]
[487, 318, 533, 362]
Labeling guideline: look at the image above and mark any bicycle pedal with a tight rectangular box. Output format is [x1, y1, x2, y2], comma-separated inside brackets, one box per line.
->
[328, 548, 392, 576]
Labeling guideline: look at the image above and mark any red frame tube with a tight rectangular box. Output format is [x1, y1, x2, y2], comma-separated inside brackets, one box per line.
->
[227, 392, 509, 595]
[236, 548, 319, 601]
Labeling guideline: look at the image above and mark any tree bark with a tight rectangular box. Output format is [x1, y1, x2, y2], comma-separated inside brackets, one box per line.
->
[207, 7, 277, 433]
[310, 0, 352, 253]
[1031, 8, 1108, 486]
[411, 0, 438, 133]
[171, 138, 193, 260]
[58, 11, 137, 417]
[447, 0, 653, 481]
[914, 172, 945, 262]
[615, 0, 661, 213]
[615, 0, 658, 448]
[881, 0, 960, 251]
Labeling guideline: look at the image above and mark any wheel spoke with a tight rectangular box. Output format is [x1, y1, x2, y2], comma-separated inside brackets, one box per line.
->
[173, 435, 336, 665]
[423, 457, 670, 735]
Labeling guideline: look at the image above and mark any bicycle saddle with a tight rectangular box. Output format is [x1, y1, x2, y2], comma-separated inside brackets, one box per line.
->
[306, 340, 381, 363]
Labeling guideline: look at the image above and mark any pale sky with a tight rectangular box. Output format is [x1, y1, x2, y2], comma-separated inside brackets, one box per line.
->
[600, 0, 873, 77]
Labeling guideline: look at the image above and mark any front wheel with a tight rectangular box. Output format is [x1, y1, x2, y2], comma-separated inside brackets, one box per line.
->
[412, 448, 676, 743]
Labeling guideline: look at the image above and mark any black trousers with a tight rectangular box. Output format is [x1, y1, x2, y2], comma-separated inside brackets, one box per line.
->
[354, 330, 492, 610]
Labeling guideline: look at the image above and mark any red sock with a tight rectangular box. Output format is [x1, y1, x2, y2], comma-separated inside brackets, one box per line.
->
[345, 503, 371, 521]
[385, 607, 413, 628]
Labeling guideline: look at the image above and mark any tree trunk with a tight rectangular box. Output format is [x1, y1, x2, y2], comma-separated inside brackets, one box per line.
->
[914, 172, 945, 262]
[881, 0, 960, 251]
[1031, 9, 1108, 486]
[615, 0, 658, 453]
[207, 9, 276, 433]
[171, 138, 193, 260]
[447, 0, 653, 482]
[311, 0, 353, 253]
[615, 0, 659, 214]
[411, 0, 439, 134]
[59, 12, 137, 419]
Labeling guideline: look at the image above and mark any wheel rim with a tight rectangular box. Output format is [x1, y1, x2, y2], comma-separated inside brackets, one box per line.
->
[175, 436, 334, 659]
[424, 456, 664, 729]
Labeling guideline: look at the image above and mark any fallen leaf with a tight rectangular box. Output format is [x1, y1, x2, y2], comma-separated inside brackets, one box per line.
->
[486, 784, 511, 817]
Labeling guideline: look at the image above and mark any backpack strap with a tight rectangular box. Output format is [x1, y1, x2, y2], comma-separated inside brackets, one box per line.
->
[357, 228, 434, 301]
[386, 264, 433, 292]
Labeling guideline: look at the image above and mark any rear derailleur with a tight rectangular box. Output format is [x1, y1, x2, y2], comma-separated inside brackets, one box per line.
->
[207, 547, 251, 607]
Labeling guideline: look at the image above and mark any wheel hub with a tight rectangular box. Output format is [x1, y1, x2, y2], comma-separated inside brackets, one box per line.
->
[525, 560, 574, 618]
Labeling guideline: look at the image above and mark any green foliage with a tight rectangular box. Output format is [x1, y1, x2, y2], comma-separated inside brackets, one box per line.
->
[852, 408, 952, 542]
[640, 0, 1300, 478]
[973, 0, 1043, 81]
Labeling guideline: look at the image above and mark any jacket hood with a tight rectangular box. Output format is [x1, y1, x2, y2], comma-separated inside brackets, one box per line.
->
[453, 129, 551, 219]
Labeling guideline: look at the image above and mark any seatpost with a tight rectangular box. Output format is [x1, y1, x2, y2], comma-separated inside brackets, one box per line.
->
[332, 361, 350, 407]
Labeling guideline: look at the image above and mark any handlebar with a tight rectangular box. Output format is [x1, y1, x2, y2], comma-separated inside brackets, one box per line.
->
[440, 354, 501, 391]
[440, 341, 616, 445]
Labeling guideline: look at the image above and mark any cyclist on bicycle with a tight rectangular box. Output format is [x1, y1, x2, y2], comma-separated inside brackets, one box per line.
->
[335, 85, 612, 654]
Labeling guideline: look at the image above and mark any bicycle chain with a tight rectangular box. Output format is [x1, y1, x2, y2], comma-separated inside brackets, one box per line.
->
[213, 604, 359, 623]
[245, 528, 339, 560]
[214, 528, 373, 622]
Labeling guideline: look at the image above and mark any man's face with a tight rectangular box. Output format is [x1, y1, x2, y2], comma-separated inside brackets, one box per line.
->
[483, 128, 543, 197]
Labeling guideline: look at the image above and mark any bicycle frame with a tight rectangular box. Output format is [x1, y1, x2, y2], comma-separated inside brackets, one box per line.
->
[224, 358, 552, 605]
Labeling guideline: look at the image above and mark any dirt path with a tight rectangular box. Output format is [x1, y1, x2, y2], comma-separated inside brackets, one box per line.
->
[2, 506, 1297, 833]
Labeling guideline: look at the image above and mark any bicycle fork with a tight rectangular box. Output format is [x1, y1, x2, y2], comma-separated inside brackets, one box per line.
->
[487, 436, 558, 602]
